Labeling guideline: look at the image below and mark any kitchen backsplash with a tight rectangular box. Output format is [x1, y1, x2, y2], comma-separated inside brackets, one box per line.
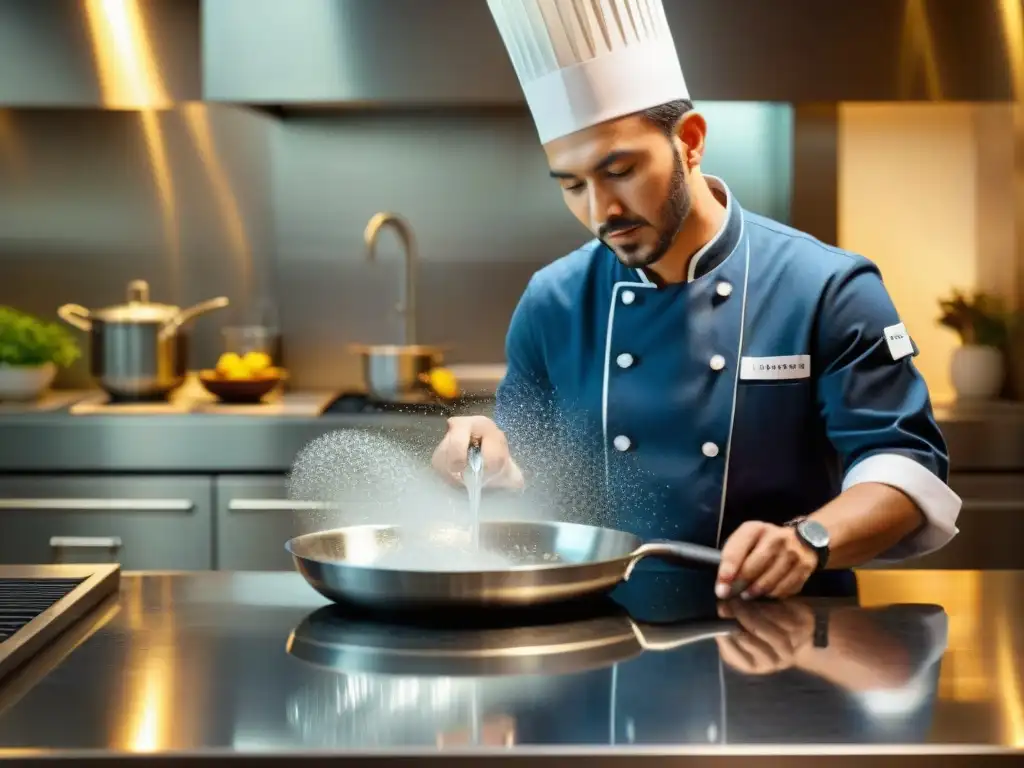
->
[0, 102, 794, 391]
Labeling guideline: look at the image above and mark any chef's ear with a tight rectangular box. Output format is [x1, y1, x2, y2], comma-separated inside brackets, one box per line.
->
[675, 111, 707, 169]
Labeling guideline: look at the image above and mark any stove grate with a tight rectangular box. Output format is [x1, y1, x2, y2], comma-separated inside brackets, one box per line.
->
[0, 578, 85, 643]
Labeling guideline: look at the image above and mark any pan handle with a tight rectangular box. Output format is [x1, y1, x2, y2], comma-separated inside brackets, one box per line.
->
[629, 619, 739, 652]
[624, 539, 722, 580]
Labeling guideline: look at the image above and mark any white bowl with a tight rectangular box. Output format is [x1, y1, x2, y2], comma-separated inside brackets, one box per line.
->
[0, 362, 57, 402]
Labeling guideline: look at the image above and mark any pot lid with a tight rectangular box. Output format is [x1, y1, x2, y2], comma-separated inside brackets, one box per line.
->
[92, 280, 180, 323]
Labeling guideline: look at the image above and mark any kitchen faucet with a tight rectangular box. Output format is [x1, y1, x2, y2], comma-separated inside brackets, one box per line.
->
[363, 212, 418, 347]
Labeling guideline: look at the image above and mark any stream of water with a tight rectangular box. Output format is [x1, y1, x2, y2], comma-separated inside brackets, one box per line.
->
[466, 442, 483, 551]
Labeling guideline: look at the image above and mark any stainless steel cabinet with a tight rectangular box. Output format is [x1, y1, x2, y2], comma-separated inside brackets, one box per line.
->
[214, 475, 394, 570]
[0, 475, 213, 570]
[215, 475, 314, 571]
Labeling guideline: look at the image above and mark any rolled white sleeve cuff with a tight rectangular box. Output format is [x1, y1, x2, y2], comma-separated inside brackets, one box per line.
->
[841, 453, 962, 562]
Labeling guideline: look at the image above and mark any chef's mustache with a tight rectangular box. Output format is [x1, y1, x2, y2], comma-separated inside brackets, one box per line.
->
[599, 217, 647, 238]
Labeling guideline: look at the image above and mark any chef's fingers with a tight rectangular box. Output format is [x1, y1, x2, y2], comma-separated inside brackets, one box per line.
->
[767, 570, 812, 600]
[479, 428, 513, 482]
[431, 427, 468, 485]
[742, 550, 800, 600]
[716, 522, 765, 598]
[432, 417, 524, 490]
[435, 417, 492, 474]
[731, 530, 788, 594]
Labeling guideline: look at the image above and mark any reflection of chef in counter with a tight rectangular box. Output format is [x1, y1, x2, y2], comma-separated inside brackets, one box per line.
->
[433, 0, 961, 599]
[286, 600, 949, 748]
[593, 601, 949, 747]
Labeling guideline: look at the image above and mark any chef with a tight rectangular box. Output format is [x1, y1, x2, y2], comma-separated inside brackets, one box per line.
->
[433, 0, 962, 600]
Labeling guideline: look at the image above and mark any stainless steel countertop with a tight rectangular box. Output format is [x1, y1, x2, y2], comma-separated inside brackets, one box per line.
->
[0, 569, 1021, 765]
[0, 394, 1021, 473]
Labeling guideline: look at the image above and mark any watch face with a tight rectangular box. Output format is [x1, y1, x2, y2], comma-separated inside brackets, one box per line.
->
[798, 519, 830, 549]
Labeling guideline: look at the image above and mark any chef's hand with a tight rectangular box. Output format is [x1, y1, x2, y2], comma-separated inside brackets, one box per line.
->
[715, 521, 817, 600]
[431, 416, 524, 489]
[716, 599, 815, 675]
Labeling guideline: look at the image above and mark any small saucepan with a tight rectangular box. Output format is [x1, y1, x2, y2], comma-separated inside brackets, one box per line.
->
[348, 343, 448, 400]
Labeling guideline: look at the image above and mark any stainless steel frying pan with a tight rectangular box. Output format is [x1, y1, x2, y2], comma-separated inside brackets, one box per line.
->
[285, 520, 722, 609]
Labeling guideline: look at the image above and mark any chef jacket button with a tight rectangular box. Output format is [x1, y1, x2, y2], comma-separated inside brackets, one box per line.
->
[715, 281, 733, 298]
[621, 289, 636, 305]
[709, 354, 726, 371]
[702, 441, 720, 458]
[613, 435, 632, 452]
[616, 352, 635, 369]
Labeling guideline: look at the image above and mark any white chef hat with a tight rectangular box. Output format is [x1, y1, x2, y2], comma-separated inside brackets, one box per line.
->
[487, 0, 690, 144]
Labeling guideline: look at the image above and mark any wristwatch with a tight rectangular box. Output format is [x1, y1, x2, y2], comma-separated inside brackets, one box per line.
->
[784, 517, 830, 571]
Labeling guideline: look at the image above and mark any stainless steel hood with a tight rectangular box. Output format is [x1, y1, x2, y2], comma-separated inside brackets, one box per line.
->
[0, 0, 201, 107]
[202, 0, 1021, 105]
[0, 0, 1019, 108]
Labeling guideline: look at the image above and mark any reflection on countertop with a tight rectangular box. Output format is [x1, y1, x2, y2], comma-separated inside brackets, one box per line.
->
[0, 569, 1021, 764]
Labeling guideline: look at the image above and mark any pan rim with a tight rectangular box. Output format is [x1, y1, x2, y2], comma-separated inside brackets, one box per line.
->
[284, 519, 639, 575]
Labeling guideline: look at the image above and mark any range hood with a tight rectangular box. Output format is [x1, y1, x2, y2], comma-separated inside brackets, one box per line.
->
[0, 0, 201, 108]
[0, 0, 1019, 108]
[202, 0, 1022, 105]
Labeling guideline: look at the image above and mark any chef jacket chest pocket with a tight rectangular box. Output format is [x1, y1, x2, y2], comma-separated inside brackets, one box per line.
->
[732, 380, 814, 456]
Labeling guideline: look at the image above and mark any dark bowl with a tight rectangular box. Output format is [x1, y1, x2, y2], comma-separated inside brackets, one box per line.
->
[198, 370, 284, 404]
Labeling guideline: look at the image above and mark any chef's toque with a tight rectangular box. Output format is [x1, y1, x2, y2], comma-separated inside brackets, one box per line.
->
[486, 0, 690, 143]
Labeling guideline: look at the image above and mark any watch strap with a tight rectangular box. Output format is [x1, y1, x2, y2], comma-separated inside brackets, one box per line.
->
[813, 609, 829, 648]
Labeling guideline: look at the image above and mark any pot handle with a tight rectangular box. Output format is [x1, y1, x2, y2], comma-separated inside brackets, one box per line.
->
[624, 539, 722, 580]
[57, 303, 93, 332]
[170, 296, 230, 330]
[629, 618, 739, 652]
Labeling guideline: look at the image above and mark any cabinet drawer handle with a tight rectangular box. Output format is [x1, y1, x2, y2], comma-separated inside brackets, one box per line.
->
[228, 499, 334, 512]
[50, 536, 123, 551]
[960, 500, 1024, 512]
[0, 499, 195, 512]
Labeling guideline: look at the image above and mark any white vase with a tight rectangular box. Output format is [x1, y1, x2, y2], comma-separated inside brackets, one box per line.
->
[0, 362, 57, 402]
[950, 344, 1004, 401]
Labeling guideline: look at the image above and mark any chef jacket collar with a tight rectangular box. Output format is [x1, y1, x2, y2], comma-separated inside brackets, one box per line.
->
[632, 175, 743, 286]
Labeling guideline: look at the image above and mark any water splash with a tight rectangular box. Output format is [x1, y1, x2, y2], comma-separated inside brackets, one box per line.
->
[285, 407, 664, 572]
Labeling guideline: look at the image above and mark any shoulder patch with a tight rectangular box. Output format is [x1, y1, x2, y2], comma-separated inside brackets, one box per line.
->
[884, 322, 916, 361]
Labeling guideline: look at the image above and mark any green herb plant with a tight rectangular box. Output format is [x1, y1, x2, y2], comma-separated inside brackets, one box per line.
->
[937, 289, 1015, 349]
[0, 306, 81, 368]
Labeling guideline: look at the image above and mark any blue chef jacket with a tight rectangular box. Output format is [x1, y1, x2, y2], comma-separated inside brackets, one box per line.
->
[494, 177, 960, 562]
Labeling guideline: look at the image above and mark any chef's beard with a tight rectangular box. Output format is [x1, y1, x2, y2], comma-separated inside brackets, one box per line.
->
[601, 149, 690, 269]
